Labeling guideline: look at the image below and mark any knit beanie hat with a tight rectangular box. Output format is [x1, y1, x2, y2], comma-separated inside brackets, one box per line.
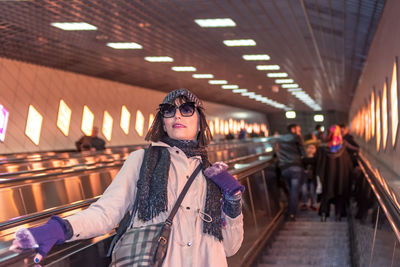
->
[162, 88, 203, 108]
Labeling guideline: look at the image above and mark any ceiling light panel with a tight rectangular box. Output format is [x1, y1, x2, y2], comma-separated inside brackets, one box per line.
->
[223, 39, 256, 46]
[256, 65, 280, 70]
[195, 18, 236, 27]
[267, 72, 288, 78]
[275, 79, 294, 84]
[222, 85, 239, 89]
[51, 22, 97, 30]
[171, 66, 197, 71]
[107, 42, 143, 49]
[144, 56, 173, 62]
[282, 84, 299, 88]
[242, 54, 270, 60]
[209, 80, 228, 84]
[232, 89, 247, 93]
[193, 74, 214, 79]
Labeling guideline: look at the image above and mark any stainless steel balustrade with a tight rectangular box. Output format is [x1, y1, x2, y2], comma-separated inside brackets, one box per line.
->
[355, 153, 400, 267]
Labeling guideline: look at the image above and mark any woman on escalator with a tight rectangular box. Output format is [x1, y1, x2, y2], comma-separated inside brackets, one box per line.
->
[10, 89, 244, 266]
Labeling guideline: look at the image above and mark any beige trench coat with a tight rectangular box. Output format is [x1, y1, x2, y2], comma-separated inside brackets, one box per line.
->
[66, 141, 244, 266]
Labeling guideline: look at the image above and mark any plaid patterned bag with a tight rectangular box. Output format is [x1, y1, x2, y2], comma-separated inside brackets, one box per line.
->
[110, 221, 171, 267]
[109, 164, 202, 267]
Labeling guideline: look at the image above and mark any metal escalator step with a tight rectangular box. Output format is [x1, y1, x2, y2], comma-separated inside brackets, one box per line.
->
[277, 229, 348, 236]
[257, 264, 316, 267]
[264, 247, 349, 257]
[261, 254, 350, 266]
[268, 241, 349, 250]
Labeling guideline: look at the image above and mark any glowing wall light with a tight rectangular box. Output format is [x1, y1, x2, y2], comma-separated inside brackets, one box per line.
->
[135, 110, 145, 136]
[215, 118, 220, 134]
[376, 94, 381, 151]
[57, 100, 71, 136]
[102, 111, 113, 141]
[313, 114, 324, 122]
[382, 81, 388, 149]
[391, 59, 399, 146]
[148, 114, 155, 130]
[229, 118, 233, 132]
[285, 111, 296, 119]
[81, 105, 94, 136]
[0, 104, 9, 142]
[120, 105, 131, 134]
[209, 120, 214, 136]
[371, 91, 375, 137]
[224, 121, 229, 135]
[25, 105, 43, 145]
[220, 120, 224, 135]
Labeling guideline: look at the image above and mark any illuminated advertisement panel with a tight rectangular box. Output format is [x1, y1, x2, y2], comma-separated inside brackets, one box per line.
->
[102, 111, 113, 141]
[0, 104, 9, 142]
[376, 94, 381, 151]
[135, 110, 144, 136]
[25, 105, 43, 145]
[81, 105, 94, 136]
[148, 114, 155, 130]
[120, 105, 130, 134]
[371, 91, 375, 137]
[208, 120, 214, 136]
[391, 58, 399, 147]
[57, 100, 71, 136]
[382, 81, 388, 149]
[214, 118, 220, 134]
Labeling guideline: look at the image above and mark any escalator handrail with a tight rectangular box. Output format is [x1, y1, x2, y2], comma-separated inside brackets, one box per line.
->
[357, 152, 400, 243]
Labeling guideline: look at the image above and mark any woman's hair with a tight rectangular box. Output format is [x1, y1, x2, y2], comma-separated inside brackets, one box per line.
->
[145, 95, 213, 146]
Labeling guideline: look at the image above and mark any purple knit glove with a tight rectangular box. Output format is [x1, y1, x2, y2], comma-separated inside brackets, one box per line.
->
[13, 216, 68, 258]
[204, 162, 244, 196]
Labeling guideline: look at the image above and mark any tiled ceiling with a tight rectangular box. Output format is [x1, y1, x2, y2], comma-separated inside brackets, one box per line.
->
[0, 0, 385, 113]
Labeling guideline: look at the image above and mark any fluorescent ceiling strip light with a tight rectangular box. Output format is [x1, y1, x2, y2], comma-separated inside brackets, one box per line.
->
[195, 18, 236, 27]
[242, 54, 270, 60]
[256, 65, 280, 70]
[232, 89, 247, 93]
[282, 84, 299, 88]
[275, 79, 294, 84]
[267, 72, 288, 78]
[208, 80, 227, 84]
[193, 74, 214, 79]
[144, 56, 173, 62]
[222, 85, 239, 89]
[242, 92, 255, 96]
[223, 39, 256, 46]
[288, 88, 302, 92]
[171, 66, 197, 72]
[51, 22, 97, 30]
[107, 42, 143, 49]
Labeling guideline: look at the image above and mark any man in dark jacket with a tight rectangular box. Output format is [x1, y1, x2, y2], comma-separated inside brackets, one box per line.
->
[275, 124, 305, 220]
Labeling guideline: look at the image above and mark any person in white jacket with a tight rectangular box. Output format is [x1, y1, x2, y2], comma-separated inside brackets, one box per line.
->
[10, 88, 244, 266]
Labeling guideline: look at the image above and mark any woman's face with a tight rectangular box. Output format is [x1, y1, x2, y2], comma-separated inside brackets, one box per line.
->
[163, 99, 200, 141]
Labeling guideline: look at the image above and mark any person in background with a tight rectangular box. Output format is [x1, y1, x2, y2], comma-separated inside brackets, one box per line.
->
[10, 88, 244, 266]
[313, 124, 325, 141]
[274, 124, 305, 221]
[238, 128, 247, 139]
[75, 126, 105, 152]
[225, 132, 235, 140]
[327, 125, 342, 152]
[300, 140, 318, 211]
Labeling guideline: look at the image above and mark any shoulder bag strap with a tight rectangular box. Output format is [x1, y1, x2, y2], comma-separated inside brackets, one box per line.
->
[165, 163, 203, 225]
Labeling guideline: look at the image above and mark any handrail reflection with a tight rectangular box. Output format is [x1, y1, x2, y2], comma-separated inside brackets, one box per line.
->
[357, 152, 400, 243]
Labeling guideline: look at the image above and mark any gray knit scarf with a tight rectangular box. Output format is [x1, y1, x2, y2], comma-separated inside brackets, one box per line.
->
[136, 137, 223, 241]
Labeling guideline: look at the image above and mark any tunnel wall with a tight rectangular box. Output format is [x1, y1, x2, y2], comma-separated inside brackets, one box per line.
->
[349, 0, 400, 175]
[0, 57, 268, 154]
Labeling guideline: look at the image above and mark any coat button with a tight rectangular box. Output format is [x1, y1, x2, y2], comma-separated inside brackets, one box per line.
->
[187, 241, 192, 247]
[176, 150, 179, 154]
[186, 175, 189, 179]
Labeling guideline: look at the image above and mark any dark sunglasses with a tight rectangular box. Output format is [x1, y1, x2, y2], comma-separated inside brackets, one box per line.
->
[159, 102, 196, 118]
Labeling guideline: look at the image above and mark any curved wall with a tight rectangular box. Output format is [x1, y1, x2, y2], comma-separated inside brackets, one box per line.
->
[0, 57, 268, 154]
[349, 0, 400, 174]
